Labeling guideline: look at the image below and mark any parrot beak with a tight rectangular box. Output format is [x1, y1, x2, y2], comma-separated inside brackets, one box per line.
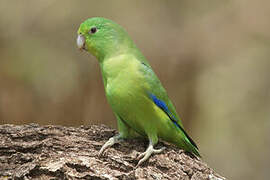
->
[77, 34, 86, 50]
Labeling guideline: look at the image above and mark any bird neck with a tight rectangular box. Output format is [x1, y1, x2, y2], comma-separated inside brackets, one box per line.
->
[95, 34, 145, 63]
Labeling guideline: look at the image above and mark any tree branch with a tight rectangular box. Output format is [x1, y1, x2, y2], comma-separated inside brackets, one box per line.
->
[0, 124, 225, 180]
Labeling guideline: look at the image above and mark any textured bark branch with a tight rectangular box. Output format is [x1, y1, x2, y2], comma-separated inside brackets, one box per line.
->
[0, 124, 225, 180]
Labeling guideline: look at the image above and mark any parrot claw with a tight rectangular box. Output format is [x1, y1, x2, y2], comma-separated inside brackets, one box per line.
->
[98, 134, 122, 156]
[136, 143, 165, 167]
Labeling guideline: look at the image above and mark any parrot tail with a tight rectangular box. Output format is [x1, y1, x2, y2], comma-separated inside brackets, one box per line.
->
[176, 124, 201, 157]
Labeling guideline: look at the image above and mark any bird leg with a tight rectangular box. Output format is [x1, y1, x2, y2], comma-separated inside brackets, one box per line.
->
[136, 140, 165, 167]
[98, 134, 123, 156]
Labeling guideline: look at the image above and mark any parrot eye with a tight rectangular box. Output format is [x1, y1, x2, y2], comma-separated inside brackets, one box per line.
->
[89, 27, 97, 34]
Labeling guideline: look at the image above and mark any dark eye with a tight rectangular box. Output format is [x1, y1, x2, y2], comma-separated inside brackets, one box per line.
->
[89, 27, 97, 34]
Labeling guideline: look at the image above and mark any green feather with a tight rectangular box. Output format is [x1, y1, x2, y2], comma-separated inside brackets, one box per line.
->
[77, 17, 200, 157]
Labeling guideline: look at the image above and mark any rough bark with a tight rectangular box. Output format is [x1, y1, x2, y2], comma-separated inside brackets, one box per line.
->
[0, 124, 225, 180]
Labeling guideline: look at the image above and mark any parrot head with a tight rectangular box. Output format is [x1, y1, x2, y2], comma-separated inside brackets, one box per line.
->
[77, 17, 133, 61]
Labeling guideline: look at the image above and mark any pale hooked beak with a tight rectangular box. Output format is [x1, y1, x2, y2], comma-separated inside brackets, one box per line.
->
[77, 34, 86, 50]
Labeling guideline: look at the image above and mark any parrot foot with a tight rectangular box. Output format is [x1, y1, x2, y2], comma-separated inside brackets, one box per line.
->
[98, 134, 123, 156]
[136, 141, 165, 167]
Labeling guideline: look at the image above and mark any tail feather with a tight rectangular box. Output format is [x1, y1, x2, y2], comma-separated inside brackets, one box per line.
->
[177, 124, 201, 157]
[185, 140, 201, 157]
[176, 123, 198, 149]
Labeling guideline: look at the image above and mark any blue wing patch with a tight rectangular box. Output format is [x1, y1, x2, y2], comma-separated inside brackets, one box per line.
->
[149, 93, 178, 124]
[149, 94, 169, 111]
[149, 93, 178, 125]
[149, 93, 198, 149]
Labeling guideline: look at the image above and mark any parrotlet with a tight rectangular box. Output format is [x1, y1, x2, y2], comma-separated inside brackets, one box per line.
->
[76, 17, 200, 166]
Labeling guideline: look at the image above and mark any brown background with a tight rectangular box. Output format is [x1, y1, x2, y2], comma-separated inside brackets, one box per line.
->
[0, 1, 269, 179]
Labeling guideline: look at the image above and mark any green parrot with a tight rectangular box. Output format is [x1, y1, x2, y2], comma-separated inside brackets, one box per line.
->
[76, 17, 200, 166]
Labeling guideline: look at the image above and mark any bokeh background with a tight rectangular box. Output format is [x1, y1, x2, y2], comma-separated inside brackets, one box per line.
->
[0, 0, 269, 179]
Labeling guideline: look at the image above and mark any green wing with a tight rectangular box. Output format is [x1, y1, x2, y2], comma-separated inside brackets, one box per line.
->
[138, 60, 199, 149]
[138, 61, 183, 126]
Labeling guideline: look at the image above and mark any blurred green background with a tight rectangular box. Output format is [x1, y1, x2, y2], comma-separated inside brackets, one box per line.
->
[0, 0, 269, 179]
